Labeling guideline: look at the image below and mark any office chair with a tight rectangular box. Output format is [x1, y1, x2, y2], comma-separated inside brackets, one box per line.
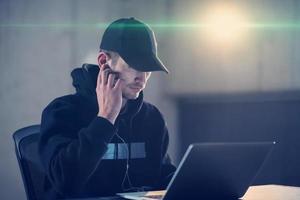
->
[13, 125, 45, 200]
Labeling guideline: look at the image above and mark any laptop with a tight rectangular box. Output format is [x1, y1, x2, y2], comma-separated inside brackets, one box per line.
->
[117, 142, 275, 200]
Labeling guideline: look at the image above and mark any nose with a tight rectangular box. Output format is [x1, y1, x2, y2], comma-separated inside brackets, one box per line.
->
[134, 71, 148, 84]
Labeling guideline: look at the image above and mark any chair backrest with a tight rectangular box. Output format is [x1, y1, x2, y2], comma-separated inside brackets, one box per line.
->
[13, 125, 45, 200]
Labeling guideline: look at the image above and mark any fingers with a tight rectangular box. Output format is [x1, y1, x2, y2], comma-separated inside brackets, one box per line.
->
[107, 72, 116, 88]
[104, 69, 111, 85]
[100, 65, 110, 85]
[97, 63, 121, 90]
[97, 64, 102, 86]
[113, 78, 122, 90]
[97, 63, 108, 86]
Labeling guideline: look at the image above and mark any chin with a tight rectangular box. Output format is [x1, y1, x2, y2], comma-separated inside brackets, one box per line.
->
[123, 92, 140, 100]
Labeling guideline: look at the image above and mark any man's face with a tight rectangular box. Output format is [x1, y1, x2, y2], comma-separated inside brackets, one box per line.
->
[107, 54, 151, 100]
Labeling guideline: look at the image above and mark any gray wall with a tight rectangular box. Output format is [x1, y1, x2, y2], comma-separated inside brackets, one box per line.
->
[1, 0, 300, 199]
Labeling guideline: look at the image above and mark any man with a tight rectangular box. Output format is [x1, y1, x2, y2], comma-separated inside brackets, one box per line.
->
[38, 17, 176, 199]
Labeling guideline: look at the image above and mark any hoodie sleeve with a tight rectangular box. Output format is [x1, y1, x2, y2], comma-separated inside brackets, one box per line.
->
[38, 96, 117, 196]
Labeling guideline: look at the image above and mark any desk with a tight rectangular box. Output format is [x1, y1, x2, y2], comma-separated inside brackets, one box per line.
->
[65, 185, 300, 200]
[242, 185, 300, 200]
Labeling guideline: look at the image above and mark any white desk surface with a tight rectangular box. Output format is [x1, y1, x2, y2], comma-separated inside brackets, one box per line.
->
[242, 185, 300, 200]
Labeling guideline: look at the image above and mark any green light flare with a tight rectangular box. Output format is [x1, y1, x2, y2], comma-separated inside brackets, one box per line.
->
[1, 22, 300, 30]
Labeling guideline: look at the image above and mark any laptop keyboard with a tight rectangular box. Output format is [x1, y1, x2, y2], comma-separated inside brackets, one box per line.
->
[144, 194, 164, 199]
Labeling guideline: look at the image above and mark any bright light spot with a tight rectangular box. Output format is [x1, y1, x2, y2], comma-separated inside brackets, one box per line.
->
[202, 5, 248, 45]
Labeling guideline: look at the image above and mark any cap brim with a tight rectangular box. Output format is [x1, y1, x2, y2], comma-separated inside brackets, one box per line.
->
[120, 52, 169, 74]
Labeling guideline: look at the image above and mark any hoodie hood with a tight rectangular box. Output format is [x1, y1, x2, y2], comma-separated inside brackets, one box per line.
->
[71, 63, 144, 119]
[71, 63, 99, 97]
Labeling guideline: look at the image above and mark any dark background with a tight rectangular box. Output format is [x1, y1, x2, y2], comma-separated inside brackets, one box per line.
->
[177, 91, 300, 186]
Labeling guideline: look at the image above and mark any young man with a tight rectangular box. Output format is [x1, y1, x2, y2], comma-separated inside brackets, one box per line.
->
[38, 17, 176, 199]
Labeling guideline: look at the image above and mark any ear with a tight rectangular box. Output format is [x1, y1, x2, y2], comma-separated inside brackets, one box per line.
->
[97, 52, 111, 67]
[97, 52, 106, 66]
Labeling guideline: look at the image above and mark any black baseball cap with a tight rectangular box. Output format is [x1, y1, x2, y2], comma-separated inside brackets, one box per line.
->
[100, 17, 169, 73]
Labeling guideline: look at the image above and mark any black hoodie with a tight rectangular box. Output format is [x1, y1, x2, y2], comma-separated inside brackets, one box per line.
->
[38, 64, 176, 199]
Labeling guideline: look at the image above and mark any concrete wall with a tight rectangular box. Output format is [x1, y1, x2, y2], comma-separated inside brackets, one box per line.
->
[1, 0, 300, 199]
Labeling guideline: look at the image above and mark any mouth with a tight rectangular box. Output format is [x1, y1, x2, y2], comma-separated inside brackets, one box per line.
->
[129, 85, 144, 92]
